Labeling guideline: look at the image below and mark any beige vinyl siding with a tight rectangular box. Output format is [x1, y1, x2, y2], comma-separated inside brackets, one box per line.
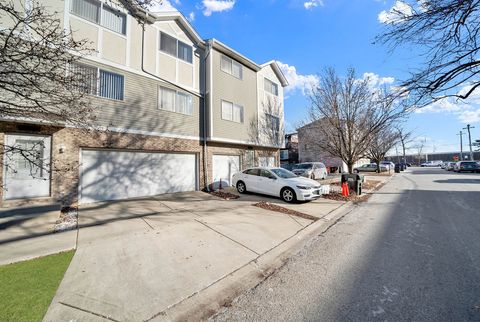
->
[129, 19, 143, 70]
[84, 61, 200, 137]
[178, 61, 194, 87]
[102, 30, 127, 65]
[142, 24, 157, 74]
[211, 49, 257, 142]
[158, 52, 177, 80]
[69, 17, 99, 51]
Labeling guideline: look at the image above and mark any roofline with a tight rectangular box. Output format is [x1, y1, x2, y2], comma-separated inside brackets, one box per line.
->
[152, 11, 206, 48]
[131, 9, 286, 78]
[207, 39, 261, 71]
[261, 60, 289, 87]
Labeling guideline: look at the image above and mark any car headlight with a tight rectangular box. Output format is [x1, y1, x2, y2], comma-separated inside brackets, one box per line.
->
[296, 185, 310, 190]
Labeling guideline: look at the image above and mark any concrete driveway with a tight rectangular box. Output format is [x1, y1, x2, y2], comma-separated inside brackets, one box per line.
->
[44, 191, 343, 321]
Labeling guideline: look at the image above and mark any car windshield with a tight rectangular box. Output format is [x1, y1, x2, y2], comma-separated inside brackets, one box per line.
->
[293, 163, 313, 170]
[462, 162, 477, 165]
[271, 168, 297, 179]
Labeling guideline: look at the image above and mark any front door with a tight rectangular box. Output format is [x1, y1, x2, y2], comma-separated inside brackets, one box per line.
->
[4, 134, 51, 200]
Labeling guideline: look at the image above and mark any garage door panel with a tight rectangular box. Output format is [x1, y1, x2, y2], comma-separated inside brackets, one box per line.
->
[212, 155, 240, 189]
[80, 150, 196, 204]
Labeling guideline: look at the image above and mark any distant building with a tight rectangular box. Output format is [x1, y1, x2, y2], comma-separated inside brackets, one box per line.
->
[280, 133, 299, 164]
[387, 151, 480, 164]
[297, 120, 369, 173]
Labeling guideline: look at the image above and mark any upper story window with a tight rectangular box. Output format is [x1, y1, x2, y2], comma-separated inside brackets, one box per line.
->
[221, 100, 244, 123]
[70, 62, 124, 100]
[264, 78, 279, 96]
[221, 55, 243, 79]
[266, 113, 280, 133]
[158, 86, 193, 115]
[70, 0, 126, 35]
[159, 32, 193, 64]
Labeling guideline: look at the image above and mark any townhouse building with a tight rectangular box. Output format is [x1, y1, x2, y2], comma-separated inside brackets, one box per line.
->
[0, 0, 288, 206]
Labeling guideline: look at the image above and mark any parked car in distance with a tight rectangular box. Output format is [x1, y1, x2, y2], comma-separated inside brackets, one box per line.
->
[280, 163, 295, 171]
[453, 161, 478, 173]
[232, 167, 322, 203]
[353, 163, 388, 173]
[421, 160, 443, 167]
[446, 162, 455, 171]
[291, 162, 328, 180]
[380, 161, 395, 171]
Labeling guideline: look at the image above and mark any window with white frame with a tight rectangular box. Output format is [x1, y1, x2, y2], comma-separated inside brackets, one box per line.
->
[158, 86, 193, 115]
[221, 100, 244, 123]
[70, 0, 126, 35]
[266, 113, 280, 132]
[264, 78, 279, 96]
[159, 32, 193, 63]
[220, 55, 243, 79]
[70, 62, 124, 100]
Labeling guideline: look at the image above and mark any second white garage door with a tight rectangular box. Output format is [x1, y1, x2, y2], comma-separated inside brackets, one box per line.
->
[80, 150, 197, 204]
[212, 155, 240, 189]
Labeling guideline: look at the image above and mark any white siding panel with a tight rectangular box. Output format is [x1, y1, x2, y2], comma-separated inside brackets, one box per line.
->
[212, 155, 240, 189]
[80, 149, 196, 203]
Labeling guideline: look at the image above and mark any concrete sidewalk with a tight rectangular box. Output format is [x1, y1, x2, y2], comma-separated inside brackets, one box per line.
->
[0, 204, 76, 265]
[43, 191, 351, 321]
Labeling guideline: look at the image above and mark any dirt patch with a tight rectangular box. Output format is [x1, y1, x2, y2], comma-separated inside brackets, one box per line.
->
[253, 201, 318, 222]
[208, 190, 240, 200]
[322, 192, 371, 203]
[362, 180, 381, 190]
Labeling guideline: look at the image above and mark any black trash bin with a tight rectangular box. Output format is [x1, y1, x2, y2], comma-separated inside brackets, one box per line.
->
[341, 173, 364, 195]
[394, 164, 401, 173]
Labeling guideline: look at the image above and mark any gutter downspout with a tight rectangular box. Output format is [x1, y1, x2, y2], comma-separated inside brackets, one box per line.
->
[202, 41, 212, 191]
[140, 21, 210, 190]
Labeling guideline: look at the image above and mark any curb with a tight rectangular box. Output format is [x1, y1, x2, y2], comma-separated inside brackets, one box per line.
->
[154, 201, 357, 322]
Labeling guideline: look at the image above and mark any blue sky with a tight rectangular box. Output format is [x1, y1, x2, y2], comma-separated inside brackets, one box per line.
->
[155, 0, 480, 153]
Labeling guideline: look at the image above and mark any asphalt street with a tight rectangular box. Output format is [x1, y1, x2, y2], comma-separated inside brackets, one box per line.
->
[211, 168, 480, 322]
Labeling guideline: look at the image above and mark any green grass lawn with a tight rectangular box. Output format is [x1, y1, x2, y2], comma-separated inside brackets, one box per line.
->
[0, 250, 74, 322]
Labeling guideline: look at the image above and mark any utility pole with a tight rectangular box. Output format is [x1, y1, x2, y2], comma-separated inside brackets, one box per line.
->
[457, 131, 465, 160]
[463, 124, 475, 161]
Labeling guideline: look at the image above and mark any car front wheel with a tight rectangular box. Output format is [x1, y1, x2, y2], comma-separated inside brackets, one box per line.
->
[281, 187, 296, 203]
[236, 181, 246, 194]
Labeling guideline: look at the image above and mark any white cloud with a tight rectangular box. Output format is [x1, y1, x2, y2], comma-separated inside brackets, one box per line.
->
[149, 0, 178, 12]
[304, 0, 324, 9]
[276, 61, 319, 96]
[416, 84, 480, 124]
[362, 72, 395, 89]
[188, 11, 195, 21]
[202, 0, 235, 16]
[378, 1, 413, 24]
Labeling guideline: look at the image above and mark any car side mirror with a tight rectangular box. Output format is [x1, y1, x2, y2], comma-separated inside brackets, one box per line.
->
[269, 176, 277, 180]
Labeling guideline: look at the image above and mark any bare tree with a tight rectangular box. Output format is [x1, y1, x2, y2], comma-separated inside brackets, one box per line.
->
[0, 0, 161, 179]
[413, 138, 426, 164]
[308, 67, 404, 173]
[396, 127, 415, 163]
[377, 1, 480, 106]
[248, 96, 284, 148]
[365, 129, 399, 172]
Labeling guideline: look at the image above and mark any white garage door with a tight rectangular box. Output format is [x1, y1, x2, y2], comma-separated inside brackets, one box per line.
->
[80, 150, 197, 204]
[212, 155, 240, 189]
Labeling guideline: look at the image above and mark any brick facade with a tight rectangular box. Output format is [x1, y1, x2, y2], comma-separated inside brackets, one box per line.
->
[1, 122, 278, 207]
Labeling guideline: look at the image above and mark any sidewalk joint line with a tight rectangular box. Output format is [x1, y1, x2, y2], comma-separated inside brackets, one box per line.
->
[140, 217, 155, 230]
[194, 219, 260, 256]
[58, 301, 120, 322]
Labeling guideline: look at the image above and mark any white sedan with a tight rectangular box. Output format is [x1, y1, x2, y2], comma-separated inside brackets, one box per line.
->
[232, 167, 322, 203]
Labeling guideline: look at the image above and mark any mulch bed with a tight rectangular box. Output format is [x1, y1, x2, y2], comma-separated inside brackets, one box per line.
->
[208, 190, 240, 200]
[322, 191, 371, 203]
[253, 201, 318, 222]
